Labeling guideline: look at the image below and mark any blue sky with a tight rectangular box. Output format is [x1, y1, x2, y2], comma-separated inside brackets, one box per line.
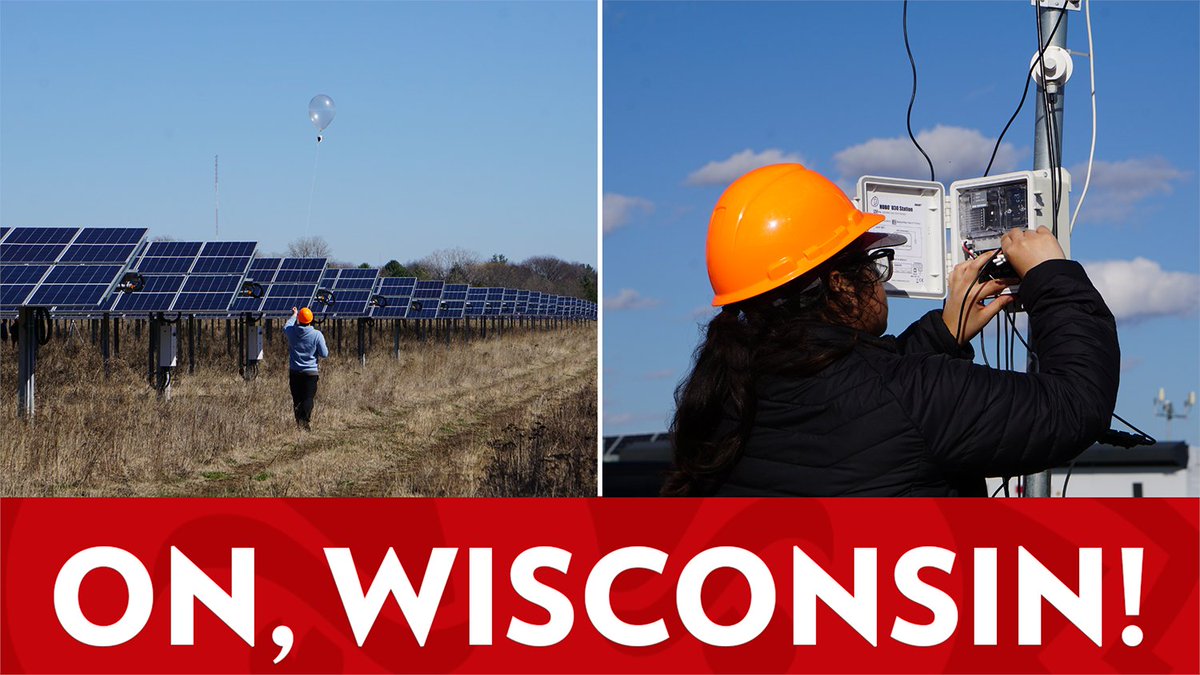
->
[603, 1, 1200, 445]
[1, 1, 596, 267]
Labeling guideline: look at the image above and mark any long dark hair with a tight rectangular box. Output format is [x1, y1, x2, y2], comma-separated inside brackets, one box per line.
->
[661, 250, 886, 497]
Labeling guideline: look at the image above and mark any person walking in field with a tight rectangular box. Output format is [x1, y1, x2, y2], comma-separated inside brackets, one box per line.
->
[284, 306, 329, 431]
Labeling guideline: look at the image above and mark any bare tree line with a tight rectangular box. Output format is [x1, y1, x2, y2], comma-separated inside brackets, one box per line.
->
[276, 237, 596, 301]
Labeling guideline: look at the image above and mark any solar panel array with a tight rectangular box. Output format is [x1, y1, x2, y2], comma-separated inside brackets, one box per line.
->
[230, 257, 328, 315]
[1, 227, 148, 314]
[1, 227, 597, 321]
[464, 287, 488, 317]
[372, 276, 417, 319]
[436, 284, 468, 319]
[313, 267, 380, 317]
[111, 241, 256, 314]
[408, 280, 444, 319]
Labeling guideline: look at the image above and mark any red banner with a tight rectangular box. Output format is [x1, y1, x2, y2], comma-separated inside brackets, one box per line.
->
[2, 499, 1197, 673]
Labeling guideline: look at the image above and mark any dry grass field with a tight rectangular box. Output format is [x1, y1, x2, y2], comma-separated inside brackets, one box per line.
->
[0, 319, 596, 497]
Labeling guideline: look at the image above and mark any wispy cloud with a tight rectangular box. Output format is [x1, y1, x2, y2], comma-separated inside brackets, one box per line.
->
[689, 305, 717, 321]
[643, 369, 675, 381]
[1070, 157, 1189, 225]
[603, 193, 654, 234]
[685, 148, 806, 186]
[834, 125, 1024, 187]
[604, 288, 661, 311]
[1083, 257, 1200, 322]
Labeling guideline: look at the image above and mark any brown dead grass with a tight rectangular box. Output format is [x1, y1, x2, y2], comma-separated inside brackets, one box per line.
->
[0, 319, 596, 497]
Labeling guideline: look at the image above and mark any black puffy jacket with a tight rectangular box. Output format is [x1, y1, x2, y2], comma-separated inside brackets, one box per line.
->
[713, 260, 1120, 497]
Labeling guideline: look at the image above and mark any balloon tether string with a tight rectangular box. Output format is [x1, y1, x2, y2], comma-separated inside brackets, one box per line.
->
[304, 139, 322, 238]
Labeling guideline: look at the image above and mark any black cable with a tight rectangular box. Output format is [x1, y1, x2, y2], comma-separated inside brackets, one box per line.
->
[1112, 413, 1158, 444]
[1062, 458, 1078, 497]
[955, 254, 996, 345]
[903, 0, 935, 182]
[995, 310, 1001, 369]
[984, 10, 1066, 177]
[991, 477, 1011, 498]
[1034, 5, 1063, 238]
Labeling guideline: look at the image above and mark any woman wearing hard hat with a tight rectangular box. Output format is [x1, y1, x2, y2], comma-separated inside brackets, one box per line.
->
[663, 164, 1120, 497]
[284, 306, 329, 431]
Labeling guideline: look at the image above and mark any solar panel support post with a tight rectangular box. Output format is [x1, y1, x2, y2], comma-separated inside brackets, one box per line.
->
[148, 316, 158, 387]
[101, 314, 111, 378]
[113, 318, 120, 357]
[156, 317, 177, 401]
[225, 319, 232, 357]
[393, 320, 401, 359]
[356, 318, 367, 367]
[16, 307, 38, 420]
[1023, 1, 1070, 500]
[236, 317, 244, 374]
[187, 316, 196, 375]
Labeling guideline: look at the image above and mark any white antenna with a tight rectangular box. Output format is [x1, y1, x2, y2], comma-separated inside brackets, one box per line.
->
[214, 155, 220, 239]
[1153, 388, 1195, 440]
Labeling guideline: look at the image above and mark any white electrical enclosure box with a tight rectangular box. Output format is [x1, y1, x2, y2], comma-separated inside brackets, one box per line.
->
[856, 176, 946, 300]
[158, 323, 177, 368]
[948, 169, 1071, 266]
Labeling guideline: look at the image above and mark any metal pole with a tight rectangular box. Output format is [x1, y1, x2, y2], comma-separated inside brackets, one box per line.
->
[188, 316, 196, 374]
[101, 313, 111, 378]
[1024, 2, 1068, 499]
[357, 318, 366, 367]
[113, 317, 120, 356]
[17, 307, 38, 419]
[393, 320, 401, 359]
[148, 316, 158, 386]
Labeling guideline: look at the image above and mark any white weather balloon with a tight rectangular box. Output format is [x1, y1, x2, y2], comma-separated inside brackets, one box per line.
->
[308, 95, 336, 141]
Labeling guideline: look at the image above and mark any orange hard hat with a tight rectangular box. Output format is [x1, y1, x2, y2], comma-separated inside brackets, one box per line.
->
[298, 307, 314, 325]
[706, 163, 886, 306]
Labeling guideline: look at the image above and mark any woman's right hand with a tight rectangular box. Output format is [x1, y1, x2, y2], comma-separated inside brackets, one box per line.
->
[1001, 226, 1065, 278]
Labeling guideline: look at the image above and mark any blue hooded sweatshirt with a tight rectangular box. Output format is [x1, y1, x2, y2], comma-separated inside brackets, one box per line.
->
[283, 316, 329, 373]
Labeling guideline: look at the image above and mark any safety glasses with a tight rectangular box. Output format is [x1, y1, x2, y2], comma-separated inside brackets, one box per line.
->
[850, 248, 895, 284]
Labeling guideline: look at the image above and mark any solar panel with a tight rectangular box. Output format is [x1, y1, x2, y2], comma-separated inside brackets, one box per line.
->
[436, 283, 468, 319]
[230, 257, 327, 315]
[372, 276, 417, 318]
[408, 280, 444, 319]
[515, 290, 530, 315]
[311, 267, 380, 317]
[480, 287, 503, 316]
[465, 287, 488, 317]
[0, 227, 148, 313]
[111, 240, 255, 314]
[501, 289, 517, 316]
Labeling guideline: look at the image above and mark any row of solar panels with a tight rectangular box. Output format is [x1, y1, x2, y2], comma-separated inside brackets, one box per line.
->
[0, 227, 597, 320]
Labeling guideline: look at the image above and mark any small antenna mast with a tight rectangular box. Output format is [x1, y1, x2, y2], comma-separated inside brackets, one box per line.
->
[214, 155, 220, 239]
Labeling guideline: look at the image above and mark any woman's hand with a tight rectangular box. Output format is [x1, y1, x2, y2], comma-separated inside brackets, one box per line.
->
[1001, 225, 1065, 277]
[942, 251, 1016, 345]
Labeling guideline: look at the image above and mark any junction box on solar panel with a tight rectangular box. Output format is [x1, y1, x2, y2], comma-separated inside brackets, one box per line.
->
[854, 169, 1071, 300]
